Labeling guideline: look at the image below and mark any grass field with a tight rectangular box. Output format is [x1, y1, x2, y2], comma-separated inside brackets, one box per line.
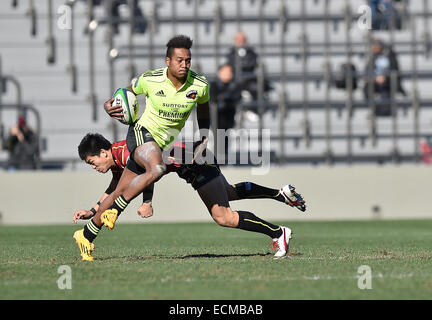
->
[1, 219, 432, 300]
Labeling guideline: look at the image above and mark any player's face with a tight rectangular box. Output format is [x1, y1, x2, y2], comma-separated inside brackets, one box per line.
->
[85, 151, 111, 173]
[166, 48, 191, 79]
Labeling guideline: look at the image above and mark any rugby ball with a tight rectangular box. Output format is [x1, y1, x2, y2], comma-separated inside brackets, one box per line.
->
[112, 88, 139, 125]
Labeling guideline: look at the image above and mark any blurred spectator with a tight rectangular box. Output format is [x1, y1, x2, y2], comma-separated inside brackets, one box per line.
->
[420, 140, 432, 165]
[210, 64, 242, 157]
[81, 0, 147, 34]
[210, 64, 242, 131]
[363, 38, 406, 116]
[225, 31, 272, 105]
[369, 0, 402, 31]
[334, 62, 358, 92]
[110, 0, 146, 34]
[226, 32, 258, 79]
[7, 117, 39, 170]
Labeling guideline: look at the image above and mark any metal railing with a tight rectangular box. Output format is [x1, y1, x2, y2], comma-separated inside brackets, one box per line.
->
[5, 0, 432, 166]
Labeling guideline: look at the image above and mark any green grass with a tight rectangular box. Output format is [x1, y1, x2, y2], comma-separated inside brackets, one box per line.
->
[1, 220, 432, 300]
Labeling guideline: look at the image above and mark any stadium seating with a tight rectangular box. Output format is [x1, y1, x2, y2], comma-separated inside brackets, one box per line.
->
[1, 0, 432, 168]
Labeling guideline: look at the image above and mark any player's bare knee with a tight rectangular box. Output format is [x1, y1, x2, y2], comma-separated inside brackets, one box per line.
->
[155, 163, 166, 176]
[148, 163, 166, 182]
[212, 207, 236, 227]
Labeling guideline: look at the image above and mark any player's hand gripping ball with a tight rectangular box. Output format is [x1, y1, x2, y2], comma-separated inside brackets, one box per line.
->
[112, 88, 139, 125]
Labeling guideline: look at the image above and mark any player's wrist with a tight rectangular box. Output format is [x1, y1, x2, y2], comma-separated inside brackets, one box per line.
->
[88, 201, 100, 217]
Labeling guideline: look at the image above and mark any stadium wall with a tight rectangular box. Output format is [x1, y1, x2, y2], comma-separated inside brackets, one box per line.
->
[0, 166, 431, 226]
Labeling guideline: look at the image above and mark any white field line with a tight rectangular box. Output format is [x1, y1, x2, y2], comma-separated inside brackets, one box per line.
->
[292, 273, 415, 281]
[291, 254, 432, 261]
[160, 272, 425, 283]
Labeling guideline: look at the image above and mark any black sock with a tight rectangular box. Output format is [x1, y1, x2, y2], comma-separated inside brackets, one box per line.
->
[236, 210, 283, 239]
[83, 218, 102, 243]
[235, 182, 285, 203]
[110, 194, 130, 216]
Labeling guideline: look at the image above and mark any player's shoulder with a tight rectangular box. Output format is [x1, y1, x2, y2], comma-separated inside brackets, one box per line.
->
[111, 140, 128, 158]
[133, 68, 165, 91]
[188, 69, 209, 87]
[141, 68, 166, 80]
[111, 140, 127, 149]
[111, 140, 129, 168]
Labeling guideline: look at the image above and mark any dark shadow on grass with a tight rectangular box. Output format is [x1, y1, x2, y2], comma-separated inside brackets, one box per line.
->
[174, 252, 273, 259]
[93, 252, 302, 261]
[96, 252, 272, 261]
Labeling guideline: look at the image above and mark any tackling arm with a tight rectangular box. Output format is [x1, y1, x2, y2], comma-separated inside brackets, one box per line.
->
[192, 102, 210, 164]
[72, 193, 109, 223]
[72, 173, 119, 223]
[196, 101, 210, 132]
[137, 183, 155, 218]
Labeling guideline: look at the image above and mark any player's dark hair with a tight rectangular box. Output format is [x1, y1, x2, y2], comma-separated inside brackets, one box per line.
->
[78, 133, 112, 160]
[166, 35, 193, 58]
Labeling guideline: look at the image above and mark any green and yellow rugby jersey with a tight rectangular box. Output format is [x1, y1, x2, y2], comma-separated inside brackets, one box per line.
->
[131, 67, 210, 149]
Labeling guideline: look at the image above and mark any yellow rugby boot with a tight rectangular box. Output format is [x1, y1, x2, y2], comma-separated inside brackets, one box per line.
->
[101, 208, 118, 230]
[73, 229, 95, 261]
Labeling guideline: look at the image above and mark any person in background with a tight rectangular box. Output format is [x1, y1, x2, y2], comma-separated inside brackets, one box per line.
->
[80, 0, 147, 34]
[211, 65, 242, 131]
[225, 32, 272, 121]
[419, 140, 432, 165]
[369, 0, 402, 31]
[363, 38, 406, 116]
[210, 64, 242, 158]
[226, 31, 259, 97]
[7, 116, 39, 170]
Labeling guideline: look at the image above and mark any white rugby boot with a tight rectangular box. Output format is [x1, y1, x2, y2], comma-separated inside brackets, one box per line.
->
[280, 184, 306, 212]
[271, 226, 292, 259]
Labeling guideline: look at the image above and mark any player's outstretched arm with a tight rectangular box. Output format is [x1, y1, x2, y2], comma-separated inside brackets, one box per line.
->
[196, 101, 210, 133]
[72, 193, 109, 223]
[137, 202, 153, 218]
[193, 101, 210, 164]
[72, 209, 94, 223]
[137, 185, 154, 218]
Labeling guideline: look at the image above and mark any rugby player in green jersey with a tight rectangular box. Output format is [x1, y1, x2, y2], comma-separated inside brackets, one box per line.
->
[73, 35, 306, 261]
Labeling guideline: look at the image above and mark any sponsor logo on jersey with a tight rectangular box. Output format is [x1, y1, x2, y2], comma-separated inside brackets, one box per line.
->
[158, 110, 191, 121]
[162, 103, 189, 109]
[155, 90, 166, 97]
[186, 90, 198, 99]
